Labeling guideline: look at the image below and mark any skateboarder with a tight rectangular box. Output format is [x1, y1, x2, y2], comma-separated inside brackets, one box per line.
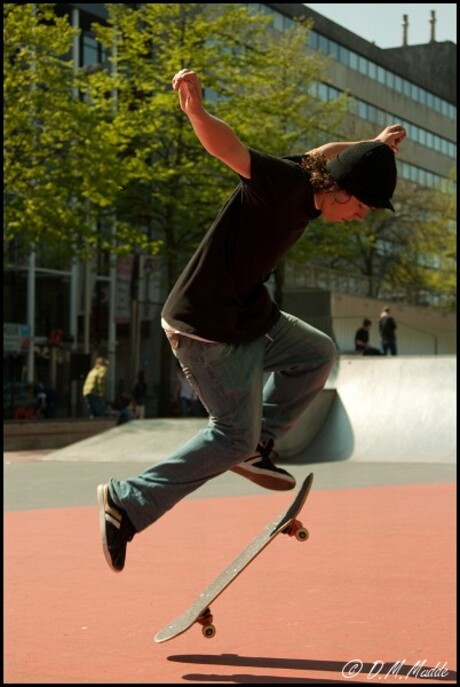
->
[98, 68, 406, 572]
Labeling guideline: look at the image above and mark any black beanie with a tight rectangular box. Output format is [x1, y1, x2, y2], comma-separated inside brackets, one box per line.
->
[326, 141, 397, 211]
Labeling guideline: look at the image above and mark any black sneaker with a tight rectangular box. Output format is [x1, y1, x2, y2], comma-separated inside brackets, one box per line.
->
[97, 483, 136, 572]
[231, 440, 296, 491]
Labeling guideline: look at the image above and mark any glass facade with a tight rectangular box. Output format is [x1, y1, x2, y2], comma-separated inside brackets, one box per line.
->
[252, 3, 456, 191]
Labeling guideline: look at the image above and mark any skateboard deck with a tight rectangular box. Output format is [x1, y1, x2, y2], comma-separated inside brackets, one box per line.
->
[154, 472, 314, 643]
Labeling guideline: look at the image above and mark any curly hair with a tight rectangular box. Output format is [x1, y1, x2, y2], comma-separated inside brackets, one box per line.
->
[300, 152, 341, 194]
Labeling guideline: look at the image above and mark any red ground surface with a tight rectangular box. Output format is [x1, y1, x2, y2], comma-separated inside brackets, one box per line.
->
[4, 482, 456, 684]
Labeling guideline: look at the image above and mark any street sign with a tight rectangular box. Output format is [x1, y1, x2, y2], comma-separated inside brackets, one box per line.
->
[3, 323, 31, 354]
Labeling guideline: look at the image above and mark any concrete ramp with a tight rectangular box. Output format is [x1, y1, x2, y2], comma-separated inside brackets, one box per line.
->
[44, 417, 208, 462]
[286, 355, 456, 464]
[44, 356, 455, 465]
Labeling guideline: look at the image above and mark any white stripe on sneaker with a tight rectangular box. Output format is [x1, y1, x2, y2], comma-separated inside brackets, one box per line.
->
[106, 512, 121, 529]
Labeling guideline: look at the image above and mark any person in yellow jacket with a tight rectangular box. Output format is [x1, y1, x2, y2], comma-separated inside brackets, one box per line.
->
[83, 357, 109, 418]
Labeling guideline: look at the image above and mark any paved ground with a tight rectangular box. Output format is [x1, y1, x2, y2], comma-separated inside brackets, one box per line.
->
[4, 445, 456, 684]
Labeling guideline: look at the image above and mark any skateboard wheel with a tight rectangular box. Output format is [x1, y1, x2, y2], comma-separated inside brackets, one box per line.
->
[202, 623, 216, 638]
[283, 519, 309, 540]
[295, 527, 309, 541]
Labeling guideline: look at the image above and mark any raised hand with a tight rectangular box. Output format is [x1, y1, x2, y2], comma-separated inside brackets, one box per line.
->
[374, 124, 407, 153]
[172, 68, 204, 117]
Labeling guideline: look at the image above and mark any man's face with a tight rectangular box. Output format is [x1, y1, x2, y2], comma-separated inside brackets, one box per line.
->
[320, 190, 372, 222]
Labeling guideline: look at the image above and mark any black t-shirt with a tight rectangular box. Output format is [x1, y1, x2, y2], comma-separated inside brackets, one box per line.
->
[162, 148, 321, 343]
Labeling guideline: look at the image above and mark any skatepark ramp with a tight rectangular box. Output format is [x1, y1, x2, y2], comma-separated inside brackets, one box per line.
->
[279, 355, 456, 464]
[44, 355, 455, 466]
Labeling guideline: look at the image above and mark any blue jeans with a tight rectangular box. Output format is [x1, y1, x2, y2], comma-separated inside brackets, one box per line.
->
[85, 393, 107, 418]
[110, 311, 336, 532]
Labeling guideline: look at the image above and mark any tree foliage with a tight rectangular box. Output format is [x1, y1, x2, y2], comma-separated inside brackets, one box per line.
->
[289, 174, 456, 309]
[4, 3, 345, 270]
[4, 3, 127, 260]
[83, 4, 346, 283]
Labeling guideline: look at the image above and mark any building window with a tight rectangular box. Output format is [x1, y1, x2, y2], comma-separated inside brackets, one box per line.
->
[308, 30, 319, 50]
[272, 10, 284, 32]
[318, 34, 329, 55]
[82, 31, 109, 68]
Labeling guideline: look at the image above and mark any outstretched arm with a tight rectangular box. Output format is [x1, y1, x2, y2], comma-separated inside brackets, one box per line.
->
[306, 124, 407, 159]
[172, 69, 251, 179]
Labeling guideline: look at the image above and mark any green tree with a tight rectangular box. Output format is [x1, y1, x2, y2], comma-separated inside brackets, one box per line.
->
[288, 174, 456, 308]
[386, 174, 456, 309]
[3, 3, 128, 261]
[4, 3, 346, 269]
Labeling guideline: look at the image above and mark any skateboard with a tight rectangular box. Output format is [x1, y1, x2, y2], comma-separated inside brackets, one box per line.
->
[154, 472, 314, 643]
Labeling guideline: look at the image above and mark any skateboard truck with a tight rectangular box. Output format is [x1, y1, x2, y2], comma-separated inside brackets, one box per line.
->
[282, 518, 309, 541]
[197, 607, 216, 638]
